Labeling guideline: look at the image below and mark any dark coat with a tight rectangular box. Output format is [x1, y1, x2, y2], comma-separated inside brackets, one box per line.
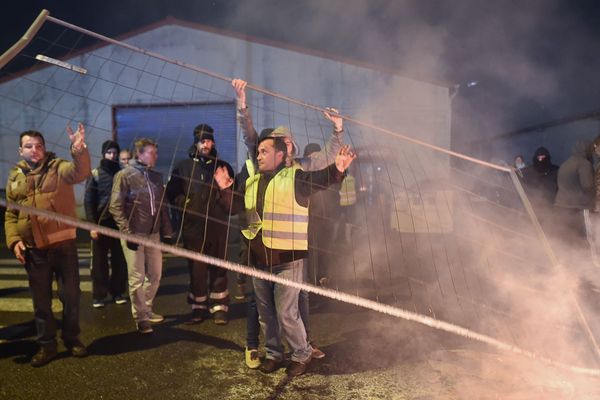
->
[84, 158, 121, 226]
[521, 146, 559, 209]
[555, 141, 594, 209]
[166, 146, 235, 241]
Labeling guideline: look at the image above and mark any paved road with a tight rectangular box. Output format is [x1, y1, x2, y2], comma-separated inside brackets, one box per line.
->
[1, 243, 600, 399]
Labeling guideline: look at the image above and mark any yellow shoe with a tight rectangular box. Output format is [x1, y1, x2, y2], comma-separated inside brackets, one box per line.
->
[245, 347, 261, 369]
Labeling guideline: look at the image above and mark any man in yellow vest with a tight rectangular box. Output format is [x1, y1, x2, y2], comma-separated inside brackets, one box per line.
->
[215, 135, 355, 376]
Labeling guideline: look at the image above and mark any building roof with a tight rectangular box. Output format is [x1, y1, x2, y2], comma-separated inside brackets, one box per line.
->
[1, 15, 456, 89]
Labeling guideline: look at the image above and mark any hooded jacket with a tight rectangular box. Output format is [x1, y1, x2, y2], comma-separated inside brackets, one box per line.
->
[5, 147, 91, 249]
[521, 146, 558, 208]
[109, 159, 173, 237]
[555, 141, 594, 209]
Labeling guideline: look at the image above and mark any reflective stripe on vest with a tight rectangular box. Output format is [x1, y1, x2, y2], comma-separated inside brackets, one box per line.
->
[339, 175, 357, 206]
[242, 165, 309, 250]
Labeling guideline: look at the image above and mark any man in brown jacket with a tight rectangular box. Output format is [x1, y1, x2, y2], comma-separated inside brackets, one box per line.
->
[4, 123, 91, 367]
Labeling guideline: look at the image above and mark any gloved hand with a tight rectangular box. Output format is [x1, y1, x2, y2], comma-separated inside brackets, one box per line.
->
[126, 241, 139, 251]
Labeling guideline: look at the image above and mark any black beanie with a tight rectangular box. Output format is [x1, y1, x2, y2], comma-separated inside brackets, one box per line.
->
[303, 143, 321, 157]
[258, 128, 275, 142]
[101, 140, 120, 155]
[193, 124, 215, 143]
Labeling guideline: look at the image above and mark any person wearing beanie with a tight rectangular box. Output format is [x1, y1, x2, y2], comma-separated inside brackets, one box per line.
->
[84, 139, 128, 308]
[521, 146, 559, 230]
[232, 78, 346, 367]
[101, 140, 120, 156]
[166, 123, 235, 325]
[193, 123, 215, 142]
[303, 143, 321, 158]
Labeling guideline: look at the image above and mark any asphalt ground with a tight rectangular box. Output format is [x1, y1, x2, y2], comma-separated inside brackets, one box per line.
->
[1, 241, 600, 399]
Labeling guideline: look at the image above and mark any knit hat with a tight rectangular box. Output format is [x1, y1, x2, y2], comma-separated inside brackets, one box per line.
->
[303, 143, 321, 157]
[269, 126, 298, 156]
[101, 140, 120, 155]
[258, 128, 275, 142]
[193, 124, 215, 143]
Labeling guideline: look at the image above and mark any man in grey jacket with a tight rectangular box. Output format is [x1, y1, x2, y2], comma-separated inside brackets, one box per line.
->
[109, 138, 173, 334]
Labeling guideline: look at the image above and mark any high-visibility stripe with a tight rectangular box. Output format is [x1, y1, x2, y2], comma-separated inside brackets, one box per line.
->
[263, 212, 309, 223]
[210, 304, 229, 313]
[263, 231, 308, 240]
[209, 290, 229, 300]
[188, 292, 208, 302]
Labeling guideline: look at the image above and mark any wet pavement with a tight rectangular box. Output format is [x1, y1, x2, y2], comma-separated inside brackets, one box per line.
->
[1, 243, 600, 399]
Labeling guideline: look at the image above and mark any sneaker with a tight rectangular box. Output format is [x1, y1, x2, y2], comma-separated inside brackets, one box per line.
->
[310, 342, 326, 359]
[259, 358, 282, 374]
[245, 347, 261, 369]
[286, 358, 310, 377]
[148, 312, 164, 324]
[64, 338, 88, 357]
[213, 310, 228, 325]
[113, 295, 128, 305]
[183, 309, 205, 325]
[92, 299, 105, 308]
[137, 321, 153, 334]
[31, 343, 58, 367]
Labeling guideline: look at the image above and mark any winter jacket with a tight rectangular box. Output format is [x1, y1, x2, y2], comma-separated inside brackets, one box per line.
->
[4, 147, 91, 249]
[166, 146, 235, 240]
[109, 159, 173, 237]
[555, 141, 594, 209]
[84, 158, 121, 226]
[522, 146, 559, 209]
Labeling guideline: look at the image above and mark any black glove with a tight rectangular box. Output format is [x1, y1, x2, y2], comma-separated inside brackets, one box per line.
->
[126, 241, 139, 251]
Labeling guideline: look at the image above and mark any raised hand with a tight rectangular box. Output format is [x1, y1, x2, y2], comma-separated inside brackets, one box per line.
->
[214, 165, 234, 189]
[66, 122, 85, 151]
[335, 145, 356, 172]
[231, 78, 247, 108]
[323, 107, 343, 132]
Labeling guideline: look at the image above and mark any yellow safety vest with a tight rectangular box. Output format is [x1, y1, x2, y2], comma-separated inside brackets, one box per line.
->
[242, 165, 309, 250]
[246, 158, 255, 178]
[339, 175, 357, 206]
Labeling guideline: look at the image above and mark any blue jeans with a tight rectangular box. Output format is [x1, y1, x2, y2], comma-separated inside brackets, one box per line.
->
[253, 259, 312, 363]
[246, 259, 311, 348]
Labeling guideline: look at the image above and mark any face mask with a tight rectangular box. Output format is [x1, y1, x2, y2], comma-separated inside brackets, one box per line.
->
[516, 162, 525, 170]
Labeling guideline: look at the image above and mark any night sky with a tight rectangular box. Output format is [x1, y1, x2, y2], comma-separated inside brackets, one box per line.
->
[3, 0, 600, 139]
